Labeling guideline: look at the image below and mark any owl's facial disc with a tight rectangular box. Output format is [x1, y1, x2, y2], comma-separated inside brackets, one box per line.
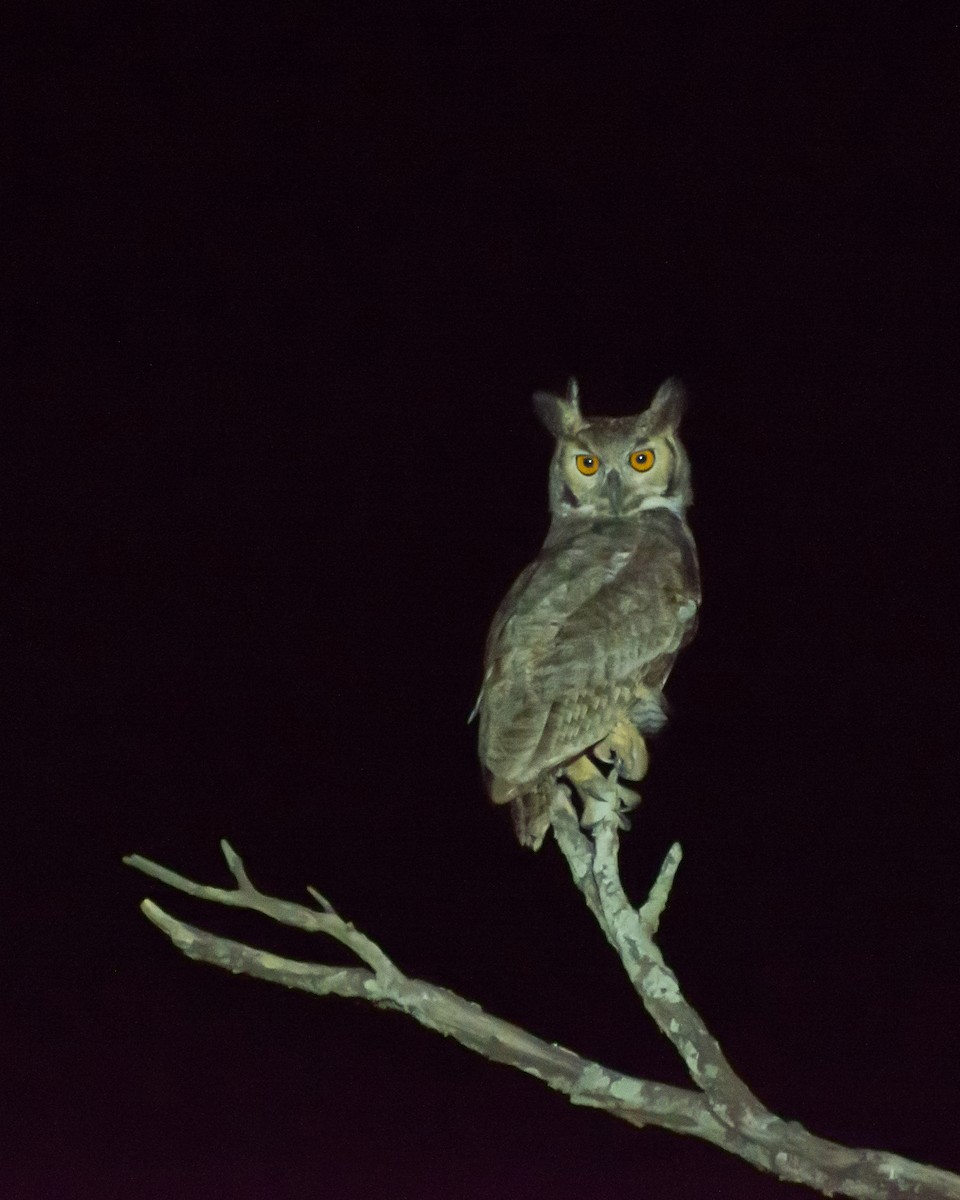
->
[554, 420, 685, 520]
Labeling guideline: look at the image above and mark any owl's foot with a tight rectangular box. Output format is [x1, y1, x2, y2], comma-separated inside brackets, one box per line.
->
[593, 719, 649, 781]
[563, 753, 640, 832]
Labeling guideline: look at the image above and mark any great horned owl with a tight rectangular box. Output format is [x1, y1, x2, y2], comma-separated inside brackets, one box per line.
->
[474, 378, 700, 849]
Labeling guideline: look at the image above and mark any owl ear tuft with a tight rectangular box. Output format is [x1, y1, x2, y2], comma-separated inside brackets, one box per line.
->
[646, 377, 687, 432]
[533, 377, 583, 437]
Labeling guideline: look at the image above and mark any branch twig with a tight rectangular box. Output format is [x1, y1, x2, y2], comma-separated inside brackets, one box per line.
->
[124, 837, 960, 1198]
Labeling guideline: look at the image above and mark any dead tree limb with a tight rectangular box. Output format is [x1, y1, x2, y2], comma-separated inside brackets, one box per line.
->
[125, 805, 960, 1199]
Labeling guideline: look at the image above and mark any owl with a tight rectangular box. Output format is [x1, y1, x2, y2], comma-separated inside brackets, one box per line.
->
[474, 378, 700, 849]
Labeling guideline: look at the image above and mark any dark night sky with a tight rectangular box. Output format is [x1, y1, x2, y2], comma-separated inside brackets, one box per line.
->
[7, 2, 960, 1196]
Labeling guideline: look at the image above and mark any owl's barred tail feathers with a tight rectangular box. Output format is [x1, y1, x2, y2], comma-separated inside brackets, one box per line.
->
[511, 782, 556, 851]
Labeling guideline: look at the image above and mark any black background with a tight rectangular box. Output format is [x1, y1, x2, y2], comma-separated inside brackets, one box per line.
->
[8, 2, 960, 1196]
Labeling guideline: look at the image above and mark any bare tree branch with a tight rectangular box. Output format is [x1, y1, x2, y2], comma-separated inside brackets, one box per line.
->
[124, 837, 960, 1198]
[551, 793, 769, 1127]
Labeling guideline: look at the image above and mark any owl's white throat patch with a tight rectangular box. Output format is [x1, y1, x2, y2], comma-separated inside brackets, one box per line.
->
[638, 495, 686, 516]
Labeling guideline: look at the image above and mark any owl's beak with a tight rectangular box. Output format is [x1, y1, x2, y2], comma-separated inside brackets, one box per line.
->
[603, 471, 624, 513]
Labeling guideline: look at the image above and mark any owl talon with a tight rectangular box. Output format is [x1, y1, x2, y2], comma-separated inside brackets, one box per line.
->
[576, 767, 639, 831]
[593, 720, 649, 781]
[561, 751, 641, 832]
[616, 781, 641, 813]
[579, 792, 635, 832]
[580, 794, 615, 829]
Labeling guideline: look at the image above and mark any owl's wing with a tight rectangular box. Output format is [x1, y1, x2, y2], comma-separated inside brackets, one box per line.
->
[468, 561, 540, 723]
[478, 515, 699, 793]
[534, 524, 698, 760]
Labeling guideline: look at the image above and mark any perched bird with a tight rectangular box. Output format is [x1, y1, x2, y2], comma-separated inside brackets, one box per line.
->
[474, 378, 700, 848]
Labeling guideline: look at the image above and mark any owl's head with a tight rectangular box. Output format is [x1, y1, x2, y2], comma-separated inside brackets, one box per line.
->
[534, 378, 692, 522]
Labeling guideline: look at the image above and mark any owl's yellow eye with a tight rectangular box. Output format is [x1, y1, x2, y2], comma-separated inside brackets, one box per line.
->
[629, 448, 655, 472]
[575, 453, 600, 476]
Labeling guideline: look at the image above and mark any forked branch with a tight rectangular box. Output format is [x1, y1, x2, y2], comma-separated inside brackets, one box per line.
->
[125, 809, 960, 1198]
